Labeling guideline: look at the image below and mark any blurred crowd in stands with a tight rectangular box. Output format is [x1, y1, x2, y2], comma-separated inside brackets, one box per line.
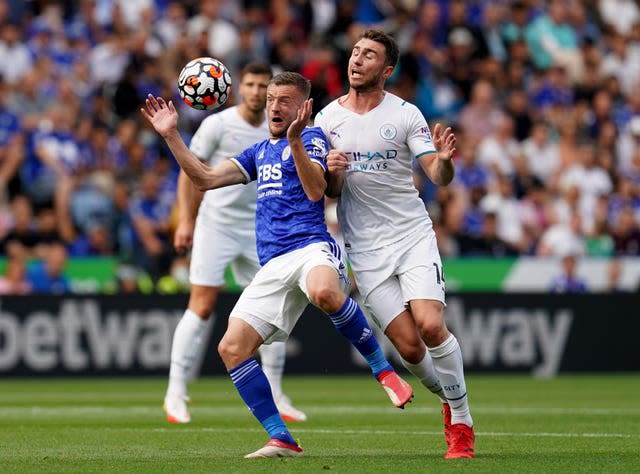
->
[0, 0, 639, 294]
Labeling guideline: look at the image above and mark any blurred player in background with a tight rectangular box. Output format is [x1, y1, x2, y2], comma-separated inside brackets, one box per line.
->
[142, 71, 413, 458]
[316, 29, 475, 459]
[164, 61, 306, 424]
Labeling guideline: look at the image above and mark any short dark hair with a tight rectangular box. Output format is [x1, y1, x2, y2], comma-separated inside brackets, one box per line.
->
[240, 61, 273, 80]
[269, 71, 311, 99]
[360, 29, 399, 68]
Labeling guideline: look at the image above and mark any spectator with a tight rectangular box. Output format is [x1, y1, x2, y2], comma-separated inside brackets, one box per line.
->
[416, 1, 448, 48]
[549, 253, 588, 293]
[0, 194, 38, 256]
[128, 169, 174, 280]
[551, 114, 582, 174]
[607, 175, 640, 227]
[521, 121, 561, 185]
[458, 212, 520, 257]
[511, 154, 545, 200]
[476, 2, 508, 63]
[459, 185, 487, 239]
[457, 79, 504, 143]
[0, 253, 32, 295]
[502, 1, 530, 46]
[530, 64, 574, 111]
[87, 30, 130, 85]
[586, 89, 615, 141]
[154, 2, 189, 51]
[300, 40, 343, 110]
[538, 211, 586, 257]
[5, 66, 53, 133]
[598, 0, 640, 36]
[605, 258, 626, 292]
[22, 101, 82, 243]
[26, 241, 71, 293]
[524, 0, 584, 84]
[476, 114, 521, 179]
[504, 89, 534, 141]
[452, 136, 490, 193]
[567, 1, 602, 47]
[480, 174, 528, 253]
[519, 181, 553, 252]
[616, 115, 640, 176]
[585, 215, 615, 257]
[0, 22, 33, 85]
[612, 206, 640, 255]
[446, 27, 479, 100]
[186, 0, 239, 62]
[557, 142, 613, 234]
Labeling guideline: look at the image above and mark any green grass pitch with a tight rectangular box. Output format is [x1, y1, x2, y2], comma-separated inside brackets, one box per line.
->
[0, 374, 638, 473]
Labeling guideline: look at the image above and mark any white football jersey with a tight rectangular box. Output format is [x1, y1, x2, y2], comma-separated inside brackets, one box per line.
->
[189, 106, 268, 226]
[315, 93, 436, 253]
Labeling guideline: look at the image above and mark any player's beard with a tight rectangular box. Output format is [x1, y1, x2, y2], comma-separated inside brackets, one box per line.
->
[350, 70, 385, 93]
[269, 124, 287, 138]
[246, 100, 265, 114]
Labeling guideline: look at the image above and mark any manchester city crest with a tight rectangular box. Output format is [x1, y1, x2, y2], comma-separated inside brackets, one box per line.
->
[380, 124, 397, 140]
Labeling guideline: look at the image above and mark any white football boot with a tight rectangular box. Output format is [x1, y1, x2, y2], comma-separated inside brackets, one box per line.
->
[163, 393, 191, 424]
[275, 394, 307, 422]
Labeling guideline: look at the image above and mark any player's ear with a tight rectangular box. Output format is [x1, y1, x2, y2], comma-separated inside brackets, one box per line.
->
[382, 65, 395, 81]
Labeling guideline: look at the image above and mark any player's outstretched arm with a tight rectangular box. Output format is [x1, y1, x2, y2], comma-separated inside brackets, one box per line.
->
[141, 94, 245, 191]
[288, 98, 327, 202]
[419, 122, 455, 186]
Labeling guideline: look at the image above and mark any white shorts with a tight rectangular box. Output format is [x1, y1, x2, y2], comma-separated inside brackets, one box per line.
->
[230, 241, 349, 344]
[348, 228, 445, 331]
[189, 214, 259, 287]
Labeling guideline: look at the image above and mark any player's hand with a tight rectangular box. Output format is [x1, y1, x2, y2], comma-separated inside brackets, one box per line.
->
[287, 98, 313, 141]
[140, 94, 179, 138]
[173, 219, 195, 254]
[433, 123, 456, 161]
[327, 149, 350, 173]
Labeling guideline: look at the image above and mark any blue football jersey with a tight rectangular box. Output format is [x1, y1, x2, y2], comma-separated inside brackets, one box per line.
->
[232, 127, 335, 265]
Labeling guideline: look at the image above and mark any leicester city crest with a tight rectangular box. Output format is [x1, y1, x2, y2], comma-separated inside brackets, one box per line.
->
[282, 146, 291, 161]
[380, 123, 397, 140]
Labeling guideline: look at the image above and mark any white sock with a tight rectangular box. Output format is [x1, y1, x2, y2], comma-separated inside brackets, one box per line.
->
[402, 353, 447, 403]
[428, 334, 473, 427]
[258, 341, 286, 400]
[167, 309, 209, 398]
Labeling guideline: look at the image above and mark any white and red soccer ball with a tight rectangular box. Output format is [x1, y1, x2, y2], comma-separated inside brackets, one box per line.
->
[177, 57, 232, 110]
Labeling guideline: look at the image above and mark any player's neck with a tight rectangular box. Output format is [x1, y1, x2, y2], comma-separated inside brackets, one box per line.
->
[340, 88, 386, 114]
[238, 103, 265, 127]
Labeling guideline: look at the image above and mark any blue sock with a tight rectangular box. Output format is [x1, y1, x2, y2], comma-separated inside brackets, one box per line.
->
[228, 357, 296, 445]
[329, 297, 394, 379]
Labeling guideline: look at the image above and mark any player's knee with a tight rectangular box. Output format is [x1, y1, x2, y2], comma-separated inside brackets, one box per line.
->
[189, 298, 216, 319]
[189, 286, 219, 318]
[189, 304, 214, 320]
[392, 334, 425, 363]
[417, 318, 447, 346]
[218, 337, 247, 369]
[308, 285, 343, 313]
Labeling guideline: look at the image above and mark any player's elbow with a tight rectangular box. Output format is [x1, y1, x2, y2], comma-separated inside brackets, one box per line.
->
[190, 174, 214, 192]
[195, 182, 211, 193]
[306, 189, 325, 202]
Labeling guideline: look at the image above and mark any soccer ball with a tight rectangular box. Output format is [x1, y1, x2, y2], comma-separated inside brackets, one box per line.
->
[177, 57, 232, 110]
